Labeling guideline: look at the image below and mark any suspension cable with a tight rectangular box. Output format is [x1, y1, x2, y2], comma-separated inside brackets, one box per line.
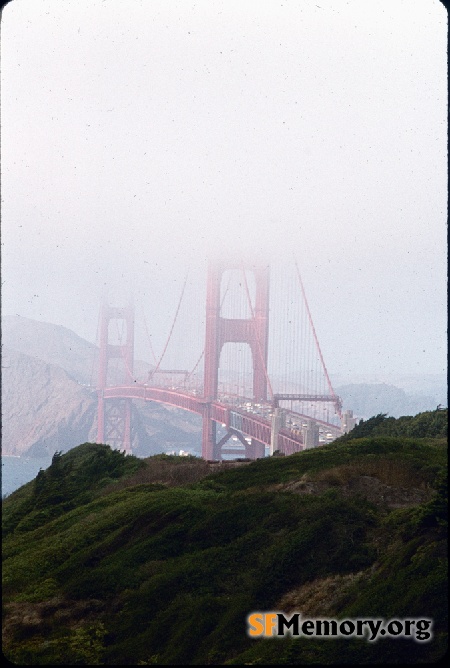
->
[152, 272, 189, 376]
[294, 258, 340, 415]
[187, 349, 204, 380]
[142, 309, 158, 366]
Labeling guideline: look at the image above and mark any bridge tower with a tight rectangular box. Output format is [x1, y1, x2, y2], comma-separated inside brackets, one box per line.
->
[202, 261, 270, 460]
[97, 303, 134, 454]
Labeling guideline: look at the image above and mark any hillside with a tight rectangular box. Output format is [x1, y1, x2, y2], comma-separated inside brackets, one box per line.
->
[1, 346, 201, 457]
[1, 314, 152, 385]
[1, 347, 97, 457]
[335, 382, 440, 420]
[2, 315, 99, 385]
[2, 410, 447, 665]
[1, 316, 202, 458]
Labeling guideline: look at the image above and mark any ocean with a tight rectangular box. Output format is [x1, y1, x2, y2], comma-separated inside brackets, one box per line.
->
[2, 455, 53, 497]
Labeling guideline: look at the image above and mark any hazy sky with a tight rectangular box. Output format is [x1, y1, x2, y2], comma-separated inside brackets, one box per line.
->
[1, 0, 447, 380]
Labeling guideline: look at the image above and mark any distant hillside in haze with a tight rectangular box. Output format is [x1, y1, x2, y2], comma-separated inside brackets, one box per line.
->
[1, 316, 201, 458]
[2, 347, 97, 457]
[2, 315, 98, 384]
[1, 315, 152, 385]
[336, 382, 442, 420]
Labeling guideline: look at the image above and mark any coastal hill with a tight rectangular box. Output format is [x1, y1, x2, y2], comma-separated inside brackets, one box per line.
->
[2, 315, 99, 385]
[1, 316, 202, 458]
[2, 410, 447, 664]
[335, 381, 441, 420]
[2, 346, 96, 457]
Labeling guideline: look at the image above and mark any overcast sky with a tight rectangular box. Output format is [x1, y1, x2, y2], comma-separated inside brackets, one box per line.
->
[1, 0, 447, 380]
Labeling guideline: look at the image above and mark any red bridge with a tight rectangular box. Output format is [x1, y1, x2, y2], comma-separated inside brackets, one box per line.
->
[97, 261, 344, 460]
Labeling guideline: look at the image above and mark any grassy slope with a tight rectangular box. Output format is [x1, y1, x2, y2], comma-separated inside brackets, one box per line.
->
[2, 416, 447, 665]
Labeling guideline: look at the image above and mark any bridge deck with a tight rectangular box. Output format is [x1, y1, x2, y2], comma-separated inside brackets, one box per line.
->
[100, 385, 341, 452]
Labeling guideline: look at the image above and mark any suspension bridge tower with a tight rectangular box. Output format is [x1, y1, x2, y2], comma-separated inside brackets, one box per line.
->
[202, 261, 270, 460]
[97, 303, 134, 453]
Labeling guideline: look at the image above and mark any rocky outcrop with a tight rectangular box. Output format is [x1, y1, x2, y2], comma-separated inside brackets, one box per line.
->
[1, 347, 97, 457]
[269, 468, 432, 509]
[1, 315, 202, 457]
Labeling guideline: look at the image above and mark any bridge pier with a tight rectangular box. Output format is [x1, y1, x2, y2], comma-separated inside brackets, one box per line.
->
[201, 405, 217, 460]
[245, 439, 265, 459]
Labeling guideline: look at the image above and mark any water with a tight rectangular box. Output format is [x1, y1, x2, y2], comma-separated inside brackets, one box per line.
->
[2, 455, 53, 497]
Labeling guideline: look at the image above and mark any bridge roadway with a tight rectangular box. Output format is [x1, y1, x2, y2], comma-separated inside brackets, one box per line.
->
[100, 385, 341, 455]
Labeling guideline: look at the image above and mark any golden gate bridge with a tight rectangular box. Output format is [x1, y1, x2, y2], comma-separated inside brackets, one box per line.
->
[96, 260, 354, 460]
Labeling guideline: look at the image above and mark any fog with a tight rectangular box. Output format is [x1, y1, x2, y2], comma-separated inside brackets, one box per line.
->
[1, 0, 447, 379]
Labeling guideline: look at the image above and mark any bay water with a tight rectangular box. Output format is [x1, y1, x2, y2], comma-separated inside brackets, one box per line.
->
[2, 455, 53, 498]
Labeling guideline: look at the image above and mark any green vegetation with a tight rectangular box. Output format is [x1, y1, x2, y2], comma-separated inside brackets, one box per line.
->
[2, 412, 447, 664]
[341, 408, 447, 440]
[2, 444, 144, 537]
